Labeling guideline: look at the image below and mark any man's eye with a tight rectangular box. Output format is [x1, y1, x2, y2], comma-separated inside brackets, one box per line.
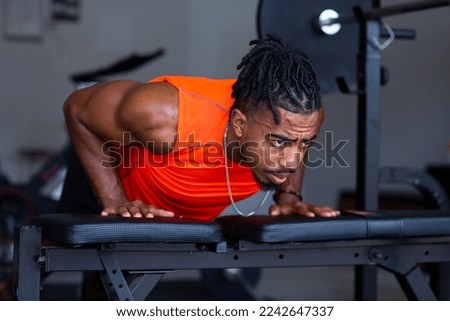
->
[302, 140, 312, 147]
[271, 140, 285, 148]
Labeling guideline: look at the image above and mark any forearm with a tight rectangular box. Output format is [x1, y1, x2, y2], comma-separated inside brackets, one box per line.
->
[63, 95, 128, 208]
[270, 161, 339, 217]
[274, 162, 305, 205]
[73, 132, 128, 208]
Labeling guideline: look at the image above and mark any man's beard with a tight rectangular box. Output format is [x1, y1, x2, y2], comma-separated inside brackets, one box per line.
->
[252, 171, 277, 191]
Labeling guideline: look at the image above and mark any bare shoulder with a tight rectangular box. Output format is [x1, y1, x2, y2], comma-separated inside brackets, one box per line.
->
[118, 81, 179, 151]
[66, 80, 178, 151]
[120, 81, 178, 118]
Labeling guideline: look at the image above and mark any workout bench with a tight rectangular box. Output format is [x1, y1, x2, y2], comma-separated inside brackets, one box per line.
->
[13, 209, 450, 300]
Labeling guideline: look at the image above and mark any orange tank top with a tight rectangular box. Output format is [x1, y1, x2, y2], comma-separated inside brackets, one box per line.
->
[118, 76, 260, 221]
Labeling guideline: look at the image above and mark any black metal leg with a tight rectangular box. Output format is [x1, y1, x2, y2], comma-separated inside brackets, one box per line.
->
[98, 251, 166, 301]
[129, 273, 165, 300]
[395, 265, 437, 300]
[435, 263, 450, 300]
[425, 262, 450, 300]
[354, 266, 378, 300]
[98, 250, 134, 300]
[13, 226, 42, 300]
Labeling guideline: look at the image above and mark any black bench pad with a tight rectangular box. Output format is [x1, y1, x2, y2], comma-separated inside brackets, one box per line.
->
[217, 213, 366, 243]
[216, 210, 450, 243]
[32, 213, 224, 245]
[370, 210, 450, 238]
[32, 210, 450, 245]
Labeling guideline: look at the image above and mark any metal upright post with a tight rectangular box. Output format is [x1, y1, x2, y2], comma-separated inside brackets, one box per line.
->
[353, 6, 381, 300]
[13, 226, 42, 300]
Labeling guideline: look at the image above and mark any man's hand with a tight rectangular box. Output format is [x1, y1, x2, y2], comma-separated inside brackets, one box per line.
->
[269, 201, 340, 218]
[101, 200, 175, 218]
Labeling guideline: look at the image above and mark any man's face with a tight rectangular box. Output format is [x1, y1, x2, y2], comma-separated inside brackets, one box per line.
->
[238, 107, 323, 189]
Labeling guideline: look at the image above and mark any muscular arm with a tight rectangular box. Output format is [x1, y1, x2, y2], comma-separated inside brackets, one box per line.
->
[63, 80, 178, 217]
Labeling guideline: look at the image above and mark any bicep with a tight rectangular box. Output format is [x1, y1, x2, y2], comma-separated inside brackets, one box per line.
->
[66, 80, 178, 150]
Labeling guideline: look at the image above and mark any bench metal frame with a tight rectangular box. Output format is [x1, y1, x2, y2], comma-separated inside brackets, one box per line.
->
[13, 225, 450, 301]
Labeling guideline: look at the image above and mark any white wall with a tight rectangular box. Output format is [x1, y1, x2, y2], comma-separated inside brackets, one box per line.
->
[185, 0, 259, 78]
[0, 0, 449, 211]
[0, 0, 192, 182]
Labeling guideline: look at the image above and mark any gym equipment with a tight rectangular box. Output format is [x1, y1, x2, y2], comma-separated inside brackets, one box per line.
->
[259, 0, 449, 299]
[258, 0, 447, 93]
[71, 48, 165, 83]
[13, 209, 450, 300]
[11, 1, 450, 301]
[0, 147, 70, 270]
[12, 153, 450, 301]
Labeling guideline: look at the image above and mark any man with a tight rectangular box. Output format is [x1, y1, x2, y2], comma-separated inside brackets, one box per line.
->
[60, 34, 339, 221]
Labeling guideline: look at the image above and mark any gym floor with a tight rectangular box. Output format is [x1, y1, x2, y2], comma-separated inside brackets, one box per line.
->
[144, 267, 407, 301]
[40, 267, 407, 301]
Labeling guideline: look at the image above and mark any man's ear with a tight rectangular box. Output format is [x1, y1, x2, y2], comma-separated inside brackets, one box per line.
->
[318, 106, 325, 125]
[230, 108, 247, 138]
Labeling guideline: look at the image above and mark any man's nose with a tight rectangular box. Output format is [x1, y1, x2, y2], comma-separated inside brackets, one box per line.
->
[279, 148, 301, 169]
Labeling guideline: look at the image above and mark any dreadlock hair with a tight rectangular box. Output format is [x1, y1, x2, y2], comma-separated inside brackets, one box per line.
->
[231, 34, 321, 124]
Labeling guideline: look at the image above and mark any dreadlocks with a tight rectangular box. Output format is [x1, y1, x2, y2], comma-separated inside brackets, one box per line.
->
[231, 34, 321, 124]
